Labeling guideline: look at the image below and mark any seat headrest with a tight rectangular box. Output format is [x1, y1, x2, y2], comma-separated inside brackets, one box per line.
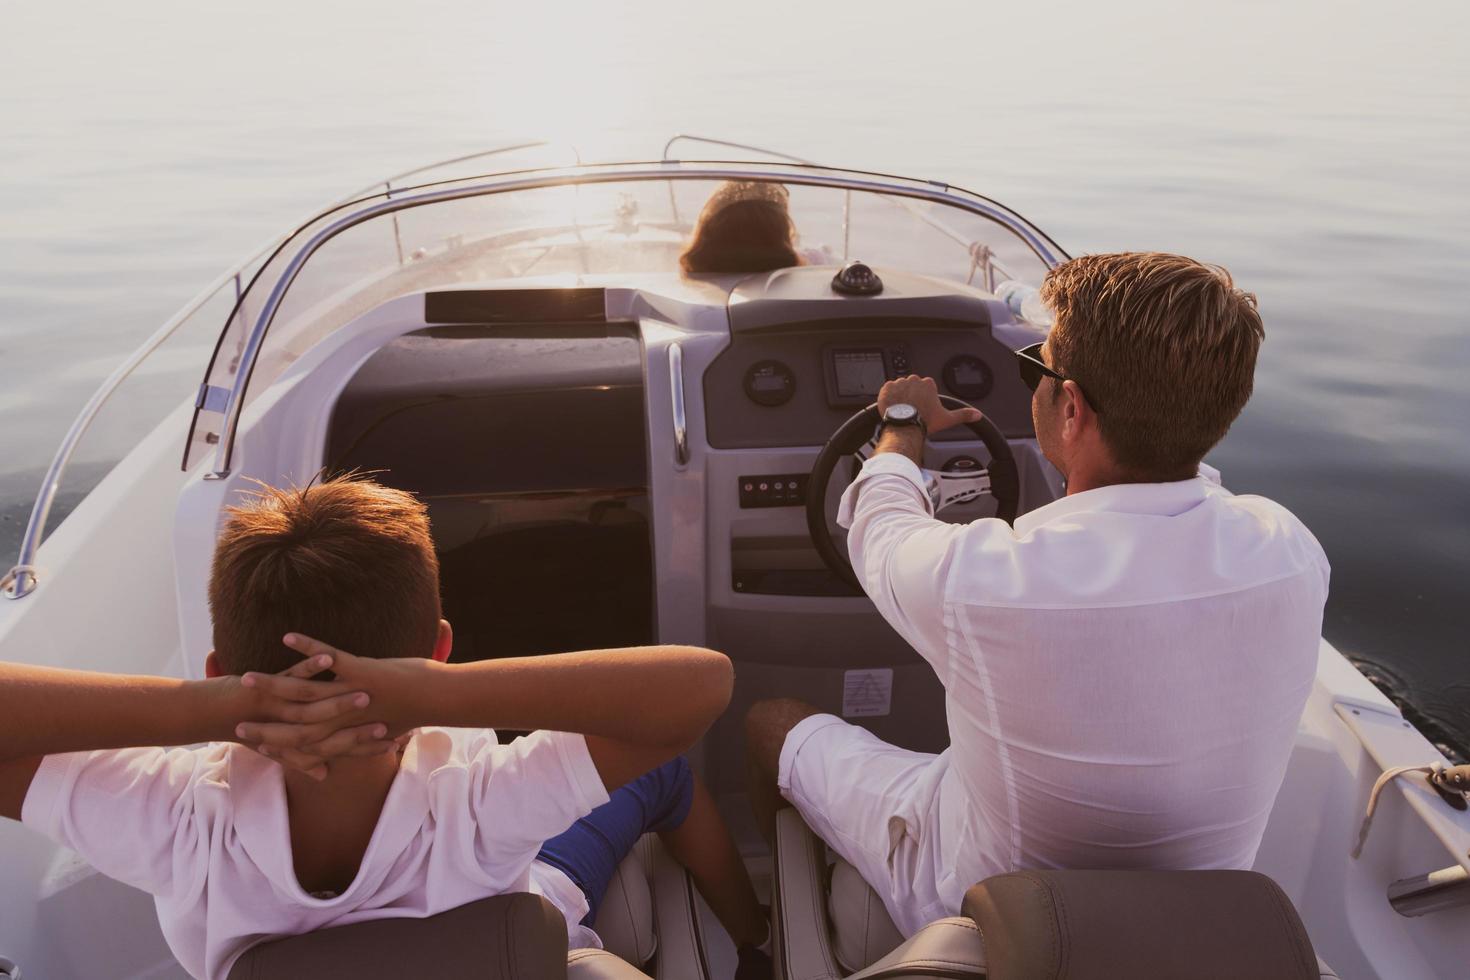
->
[961, 869, 1317, 980]
[227, 893, 568, 980]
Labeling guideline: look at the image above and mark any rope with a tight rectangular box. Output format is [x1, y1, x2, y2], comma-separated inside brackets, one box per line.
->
[965, 242, 994, 288]
[1351, 762, 1462, 859]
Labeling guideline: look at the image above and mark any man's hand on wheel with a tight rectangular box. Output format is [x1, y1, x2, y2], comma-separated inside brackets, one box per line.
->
[878, 375, 983, 434]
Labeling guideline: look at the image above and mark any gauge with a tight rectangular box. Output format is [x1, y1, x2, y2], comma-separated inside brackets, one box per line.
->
[743, 360, 796, 407]
[942, 355, 994, 402]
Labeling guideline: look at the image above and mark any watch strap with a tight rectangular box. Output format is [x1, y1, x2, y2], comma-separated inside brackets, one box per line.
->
[878, 406, 927, 440]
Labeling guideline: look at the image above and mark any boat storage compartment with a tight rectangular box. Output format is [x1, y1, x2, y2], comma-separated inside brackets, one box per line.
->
[326, 322, 653, 662]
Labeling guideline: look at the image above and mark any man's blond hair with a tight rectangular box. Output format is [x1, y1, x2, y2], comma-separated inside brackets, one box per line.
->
[1040, 252, 1265, 479]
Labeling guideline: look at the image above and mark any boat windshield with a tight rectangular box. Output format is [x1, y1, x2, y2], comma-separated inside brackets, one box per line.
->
[185, 161, 1065, 471]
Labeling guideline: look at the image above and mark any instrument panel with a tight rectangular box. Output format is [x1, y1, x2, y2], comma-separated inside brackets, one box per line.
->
[704, 318, 1034, 449]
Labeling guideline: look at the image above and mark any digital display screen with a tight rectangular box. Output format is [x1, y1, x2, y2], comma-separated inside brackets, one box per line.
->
[750, 373, 788, 392]
[950, 360, 987, 387]
[832, 350, 887, 397]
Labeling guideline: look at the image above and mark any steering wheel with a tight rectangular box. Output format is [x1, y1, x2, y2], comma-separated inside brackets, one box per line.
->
[805, 395, 1020, 591]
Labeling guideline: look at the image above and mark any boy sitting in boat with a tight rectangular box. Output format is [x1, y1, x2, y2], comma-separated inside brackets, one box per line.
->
[0, 478, 771, 979]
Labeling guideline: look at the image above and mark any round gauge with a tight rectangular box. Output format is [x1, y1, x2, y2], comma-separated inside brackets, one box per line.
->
[743, 360, 796, 407]
[942, 355, 994, 402]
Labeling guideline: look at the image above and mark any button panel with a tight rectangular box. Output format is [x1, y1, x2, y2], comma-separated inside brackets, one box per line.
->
[739, 473, 808, 508]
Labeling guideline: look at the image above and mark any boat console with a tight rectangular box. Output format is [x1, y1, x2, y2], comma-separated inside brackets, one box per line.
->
[307, 270, 1055, 672]
[705, 266, 1034, 448]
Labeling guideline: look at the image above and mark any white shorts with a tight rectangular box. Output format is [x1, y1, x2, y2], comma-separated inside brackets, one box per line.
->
[776, 713, 949, 935]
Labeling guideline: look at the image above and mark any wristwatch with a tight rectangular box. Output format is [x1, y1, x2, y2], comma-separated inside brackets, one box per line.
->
[878, 402, 927, 440]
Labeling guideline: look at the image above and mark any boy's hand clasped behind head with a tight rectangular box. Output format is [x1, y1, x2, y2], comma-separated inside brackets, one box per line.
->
[232, 637, 413, 779]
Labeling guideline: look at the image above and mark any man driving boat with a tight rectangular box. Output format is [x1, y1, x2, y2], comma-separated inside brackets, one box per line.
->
[746, 251, 1331, 937]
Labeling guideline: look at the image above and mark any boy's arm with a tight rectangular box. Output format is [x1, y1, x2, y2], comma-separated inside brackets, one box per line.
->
[240, 638, 735, 791]
[0, 657, 378, 820]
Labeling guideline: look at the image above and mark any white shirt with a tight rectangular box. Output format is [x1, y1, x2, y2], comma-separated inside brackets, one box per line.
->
[22, 727, 610, 979]
[836, 454, 1328, 928]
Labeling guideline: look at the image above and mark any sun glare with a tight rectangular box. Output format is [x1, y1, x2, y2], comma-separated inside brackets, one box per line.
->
[464, 6, 656, 154]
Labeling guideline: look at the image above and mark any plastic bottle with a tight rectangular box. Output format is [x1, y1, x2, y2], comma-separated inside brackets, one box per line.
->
[995, 280, 1054, 329]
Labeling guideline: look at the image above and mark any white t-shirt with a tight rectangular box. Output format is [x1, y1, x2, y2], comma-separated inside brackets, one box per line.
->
[835, 455, 1329, 934]
[22, 726, 610, 979]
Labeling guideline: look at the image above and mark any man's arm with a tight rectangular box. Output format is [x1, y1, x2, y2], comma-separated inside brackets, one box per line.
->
[872, 418, 926, 466]
[0, 658, 376, 819]
[238, 640, 735, 791]
[835, 375, 986, 673]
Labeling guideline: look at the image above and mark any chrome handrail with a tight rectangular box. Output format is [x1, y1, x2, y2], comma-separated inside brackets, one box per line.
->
[202, 161, 1065, 481]
[660, 135, 1018, 275]
[661, 134, 813, 164]
[660, 135, 851, 253]
[669, 342, 689, 467]
[378, 142, 562, 192]
[2, 265, 264, 599]
[341, 140, 561, 202]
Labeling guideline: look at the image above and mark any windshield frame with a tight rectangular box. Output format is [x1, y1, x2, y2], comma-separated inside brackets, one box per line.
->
[192, 158, 1070, 480]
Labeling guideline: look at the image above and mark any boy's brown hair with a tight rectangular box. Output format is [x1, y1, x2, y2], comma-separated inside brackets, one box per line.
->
[208, 478, 442, 676]
[1040, 252, 1265, 479]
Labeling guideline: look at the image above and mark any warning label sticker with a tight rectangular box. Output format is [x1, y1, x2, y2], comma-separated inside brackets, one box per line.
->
[842, 668, 894, 718]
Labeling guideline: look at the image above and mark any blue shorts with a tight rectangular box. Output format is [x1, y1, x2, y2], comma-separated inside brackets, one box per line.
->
[536, 756, 695, 926]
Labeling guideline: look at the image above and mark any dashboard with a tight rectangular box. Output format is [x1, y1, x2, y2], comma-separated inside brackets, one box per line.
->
[169, 273, 1053, 780]
[699, 267, 1052, 602]
[705, 266, 1035, 449]
[705, 321, 1032, 448]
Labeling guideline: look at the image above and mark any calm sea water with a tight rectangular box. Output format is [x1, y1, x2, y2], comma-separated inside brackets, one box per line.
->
[1, 1, 1466, 753]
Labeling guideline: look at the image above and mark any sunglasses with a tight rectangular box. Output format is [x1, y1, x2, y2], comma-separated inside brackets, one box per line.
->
[1013, 343, 1101, 414]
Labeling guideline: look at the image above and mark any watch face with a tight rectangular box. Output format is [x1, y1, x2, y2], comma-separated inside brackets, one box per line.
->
[886, 403, 919, 423]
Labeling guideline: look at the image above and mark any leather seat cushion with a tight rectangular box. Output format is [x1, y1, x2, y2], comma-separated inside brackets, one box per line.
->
[845, 917, 985, 979]
[227, 892, 568, 980]
[591, 841, 657, 967]
[962, 869, 1319, 980]
[828, 857, 905, 971]
[567, 948, 654, 979]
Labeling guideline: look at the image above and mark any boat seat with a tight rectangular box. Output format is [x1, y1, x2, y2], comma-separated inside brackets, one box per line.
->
[594, 835, 659, 970]
[228, 834, 709, 980]
[773, 807, 1338, 979]
[225, 891, 569, 979]
[596, 832, 730, 979]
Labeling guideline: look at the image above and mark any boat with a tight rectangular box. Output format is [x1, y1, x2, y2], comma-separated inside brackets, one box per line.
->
[1, 137, 1466, 979]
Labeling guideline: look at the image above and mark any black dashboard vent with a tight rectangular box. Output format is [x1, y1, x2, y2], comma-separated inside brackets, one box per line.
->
[425, 288, 607, 324]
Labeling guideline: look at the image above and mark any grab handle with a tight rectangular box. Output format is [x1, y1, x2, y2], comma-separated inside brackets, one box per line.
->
[670, 342, 689, 467]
